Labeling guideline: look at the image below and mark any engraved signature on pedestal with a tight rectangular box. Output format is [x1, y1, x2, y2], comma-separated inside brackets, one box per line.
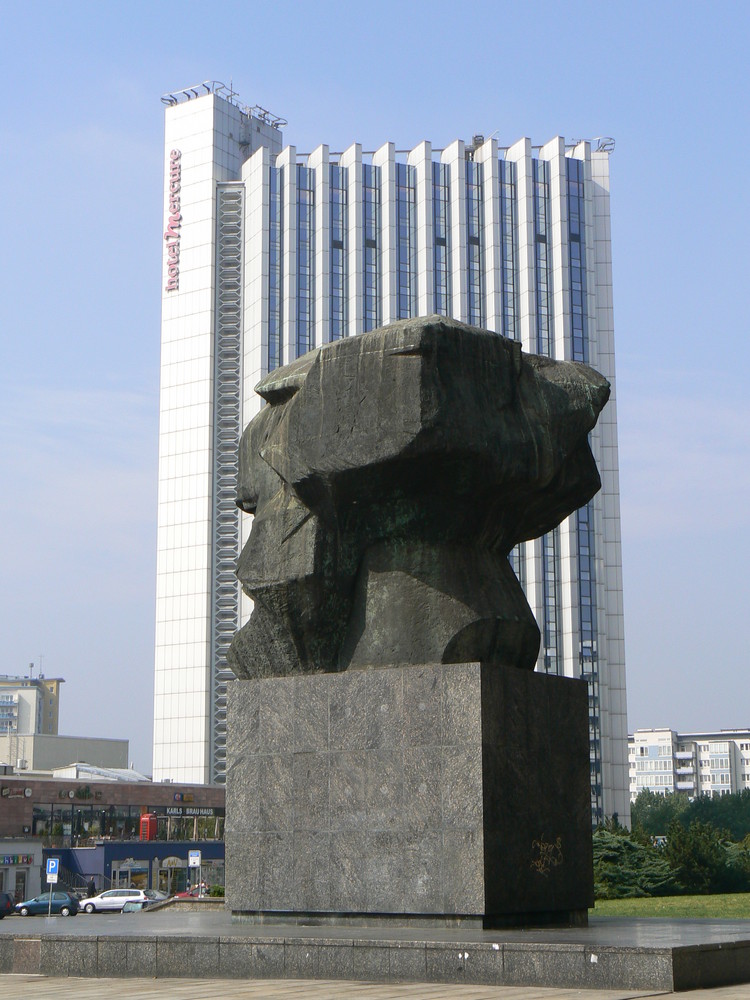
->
[530, 835, 563, 875]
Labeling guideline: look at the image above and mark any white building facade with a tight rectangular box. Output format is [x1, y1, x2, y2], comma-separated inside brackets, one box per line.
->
[0, 675, 63, 738]
[154, 82, 628, 823]
[629, 728, 750, 802]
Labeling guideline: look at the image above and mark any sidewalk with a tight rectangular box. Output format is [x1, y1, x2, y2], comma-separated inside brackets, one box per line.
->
[2, 977, 750, 999]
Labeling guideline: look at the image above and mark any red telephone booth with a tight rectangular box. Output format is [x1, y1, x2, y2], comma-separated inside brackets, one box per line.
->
[140, 813, 158, 841]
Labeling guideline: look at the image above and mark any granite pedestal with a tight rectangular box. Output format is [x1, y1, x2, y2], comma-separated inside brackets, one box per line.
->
[225, 662, 593, 927]
[3, 911, 750, 991]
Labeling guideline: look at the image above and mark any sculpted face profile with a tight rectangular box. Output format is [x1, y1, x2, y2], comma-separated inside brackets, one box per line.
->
[227, 316, 609, 680]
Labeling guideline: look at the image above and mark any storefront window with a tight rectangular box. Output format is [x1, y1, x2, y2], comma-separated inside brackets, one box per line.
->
[112, 859, 150, 889]
[147, 807, 224, 841]
[74, 806, 93, 841]
[158, 857, 188, 895]
[110, 806, 138, 840]
[33, 804, 52, 837]
[51, 804, 73, 837]
[14, 870, 27, 903]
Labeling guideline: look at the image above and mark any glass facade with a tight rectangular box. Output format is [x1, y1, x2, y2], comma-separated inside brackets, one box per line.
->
[567, 158, 587, 363]
[508, 543, 525, 591]
[567, 156, 603, 823]
[363, 163, 381, 332]
[396, 161, 417, 319]
[268, 166, 283, 370]
[499, 159, 518, 341]
[465, 159, 484, 326]
[532, 158, 561, 685]
[30, 797, 225, 842]
[241, 146, 612, 817]
[432, 161, 451, 316]
[541, 529, 562, 674]
[533, 158, 552, 356]
[296, 165, 315, 356]
[329, 163, 348, 341]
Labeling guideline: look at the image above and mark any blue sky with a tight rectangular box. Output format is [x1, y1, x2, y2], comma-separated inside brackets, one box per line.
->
[1, 1, 748, 773]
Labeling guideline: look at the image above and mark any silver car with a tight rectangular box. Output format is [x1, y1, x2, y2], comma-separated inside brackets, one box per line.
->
[82, 888, 165, 913]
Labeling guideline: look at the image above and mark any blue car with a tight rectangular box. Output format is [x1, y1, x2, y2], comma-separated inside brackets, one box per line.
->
[15, 891, 79, 916]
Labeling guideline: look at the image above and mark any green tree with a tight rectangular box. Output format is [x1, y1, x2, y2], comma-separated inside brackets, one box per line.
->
[631, 789, 690, 838]
[664, 819, 744, 894]
[593, 828, 678, 899]
[685, 789, 750, 842]
[724, 841, 750, 889]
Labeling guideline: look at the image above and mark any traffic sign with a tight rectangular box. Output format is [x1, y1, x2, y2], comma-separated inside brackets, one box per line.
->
[188, 850, 202, 868]
[46, 857, 59, 884]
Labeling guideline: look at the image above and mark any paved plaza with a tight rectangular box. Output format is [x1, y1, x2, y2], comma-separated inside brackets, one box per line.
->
[3, 974, 750, 999]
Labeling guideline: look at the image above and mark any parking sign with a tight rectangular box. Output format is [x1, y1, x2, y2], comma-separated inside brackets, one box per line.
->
[188, 850, 201, 868]
[46, 857, 59, 884]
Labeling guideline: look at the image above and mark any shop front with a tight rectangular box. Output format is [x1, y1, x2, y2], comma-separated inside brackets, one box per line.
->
[50, 841, 225, 894]
[0, 775, 224, 844]
[0, 840, 43, 901]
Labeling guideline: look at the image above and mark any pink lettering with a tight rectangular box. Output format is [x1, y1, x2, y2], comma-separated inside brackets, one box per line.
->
[165, 150, 182, 292]
[164, 214, 181, 240]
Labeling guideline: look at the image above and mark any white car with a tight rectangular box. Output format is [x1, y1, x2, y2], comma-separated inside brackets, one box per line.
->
[82, 888, 166, 913]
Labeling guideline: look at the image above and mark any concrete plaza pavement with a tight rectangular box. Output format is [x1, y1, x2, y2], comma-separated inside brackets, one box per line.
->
[3, 975, 750, 998]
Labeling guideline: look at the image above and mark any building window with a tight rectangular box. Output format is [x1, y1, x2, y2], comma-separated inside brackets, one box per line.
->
[499, 158, 518, 340]
[432, 161, 451, 316]
[396, 161, 417, 319]
[533, 158, 552, 356]
[466, 159, 483, 326]
[363, 163, 381, 332]
[533, 166, 562, 689]
[329, 163, 348, 341]
[567, 157, 587, 363]
[296, 164, 315, 356]
[268, 166, 283, 371]
[542, 528, 562, 675]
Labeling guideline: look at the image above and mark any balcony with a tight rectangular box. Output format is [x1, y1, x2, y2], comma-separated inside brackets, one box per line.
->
[675, 780, 695, 790]
[675, 766, 694, 775]
[675, 751, 693, 760]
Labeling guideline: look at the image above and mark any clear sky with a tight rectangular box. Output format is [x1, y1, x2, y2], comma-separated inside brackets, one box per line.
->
[1, 1, 748, 775]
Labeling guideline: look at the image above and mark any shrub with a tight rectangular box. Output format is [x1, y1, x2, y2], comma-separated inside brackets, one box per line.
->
[593, 828, 679, 899]
[666, 820, 750, 894]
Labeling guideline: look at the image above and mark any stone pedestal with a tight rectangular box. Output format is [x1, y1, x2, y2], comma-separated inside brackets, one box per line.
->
[225, 663, 593, 927]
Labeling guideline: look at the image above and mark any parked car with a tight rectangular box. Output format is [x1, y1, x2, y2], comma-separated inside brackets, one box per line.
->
[0, 891, 15, 918]
[175, 883, 209, 898]
[143, 889, 168, 902]
[15, 891, 79, 917]
[82, 888, 167, 913]
[121, 896, 165, 913]
[175, 886, 201, 898]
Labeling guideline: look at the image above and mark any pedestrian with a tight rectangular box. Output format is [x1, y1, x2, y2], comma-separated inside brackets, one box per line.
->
[87, 877, 96, 898]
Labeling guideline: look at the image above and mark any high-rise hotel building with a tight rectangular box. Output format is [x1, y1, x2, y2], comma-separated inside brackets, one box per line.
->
[154, 81, 627, 822]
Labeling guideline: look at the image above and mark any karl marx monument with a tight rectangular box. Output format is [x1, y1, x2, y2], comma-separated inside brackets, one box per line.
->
[225, 316, 607, 927]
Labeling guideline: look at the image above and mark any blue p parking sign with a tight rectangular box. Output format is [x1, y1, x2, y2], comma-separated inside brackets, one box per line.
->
[45, 858, 60, 914]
